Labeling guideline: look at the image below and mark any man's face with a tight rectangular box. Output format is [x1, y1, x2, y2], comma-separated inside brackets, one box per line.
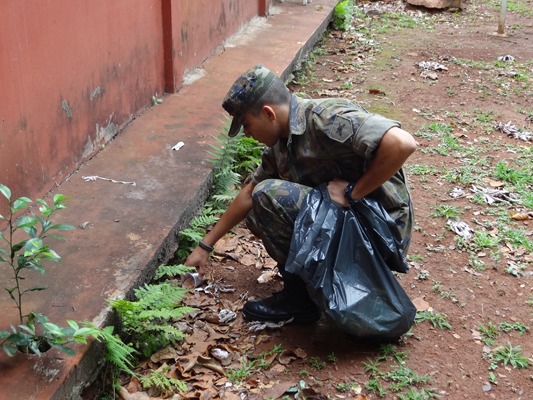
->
[242, 109, 279, 147]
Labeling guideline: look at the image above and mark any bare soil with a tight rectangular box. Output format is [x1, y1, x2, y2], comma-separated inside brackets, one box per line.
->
[118, 1, 533, 399]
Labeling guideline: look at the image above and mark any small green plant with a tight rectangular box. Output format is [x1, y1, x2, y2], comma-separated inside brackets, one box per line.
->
[335, 380, 359, 393]
[498, 322, 529, 335]
[397, 387, 441, 399]
[495, 161, 532, 187]
[256, 344, 284, 368]
[432, 205, 461, 219]
[340, 77, 354, 87]
[431, 281, 442, 293]
[472, 231, 499, 250]
[0, 184, 85, 356]
[384, 365, 431, 392]
[227, 357, 258, 383]
[376, 344, 407, 364]
[427, 122, 453, 135]
[473, 108, 494, 124]
[488, 371, 498, 385]
[309, 355, 326, 370]
[110, 264, 195, 357]
[408, 164, 439, 176]
[139, 365, 187, 395]
[408, 253, 425, 262]
[363, 344, 438, 397]
[468, 254, 486, 271]
[499, 226, 533, 252]
[478, 322, 499, 346]
[365, 378, 388, 396]
[490, 342, 530, 370]
[0, 184, 133, 371]
[415, 311, 452, 330]
[328, 352, 338, 363]
[443, 165, 478, 185]
[363, 358, 381, 376]
[333, 0, 354, 31]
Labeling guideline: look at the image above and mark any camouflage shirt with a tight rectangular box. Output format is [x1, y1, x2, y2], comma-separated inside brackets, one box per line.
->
[251, 95, 414, 237]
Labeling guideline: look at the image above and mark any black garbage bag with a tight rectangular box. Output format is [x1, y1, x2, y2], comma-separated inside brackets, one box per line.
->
[285, 184, 416, 339]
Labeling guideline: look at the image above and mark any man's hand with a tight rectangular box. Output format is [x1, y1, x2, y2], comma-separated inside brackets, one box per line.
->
[327, 178, 351, 207]
[181, 182, 256, 281]
[184, 246, 210, 278]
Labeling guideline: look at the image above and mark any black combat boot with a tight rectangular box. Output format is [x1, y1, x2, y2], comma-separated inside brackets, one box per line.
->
[242, 266, 320, 324]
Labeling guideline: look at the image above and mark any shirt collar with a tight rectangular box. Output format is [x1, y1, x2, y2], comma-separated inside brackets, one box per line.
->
[288, 94, 308, 137]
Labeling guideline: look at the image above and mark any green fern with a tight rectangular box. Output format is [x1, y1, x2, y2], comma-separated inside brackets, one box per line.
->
[133, 282, 188, 309]
[154, 264, 195, 280]
[176, 210, 221, 261]
[110, 279, 195, 357]
[139, 366, 187, 394]
[86, 324, 138, 376]
[175, 122, 262, 261]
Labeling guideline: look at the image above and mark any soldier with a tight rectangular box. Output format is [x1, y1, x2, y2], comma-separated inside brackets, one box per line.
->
[184, 65, 416, 324]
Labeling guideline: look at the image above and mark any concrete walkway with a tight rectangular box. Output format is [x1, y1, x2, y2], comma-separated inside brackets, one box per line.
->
[0, 2, 337, 399]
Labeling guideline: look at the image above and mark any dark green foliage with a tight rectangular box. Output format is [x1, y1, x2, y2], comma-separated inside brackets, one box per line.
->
[139, 366, 187, 394]
[495, 161, 532, 186]
[154, 263, 195, 280]
[87, 323, 138, 376]
[333, 0, 354, 31]
[0, 184, 93, 356]
[110, 266, 195, 357]
[176, 122, 263, 261]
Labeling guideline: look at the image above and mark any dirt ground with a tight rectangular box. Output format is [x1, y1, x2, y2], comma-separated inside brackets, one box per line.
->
[118, 1, 532, 399]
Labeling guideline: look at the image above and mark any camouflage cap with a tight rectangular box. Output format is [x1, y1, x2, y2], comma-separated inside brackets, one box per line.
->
[222, 65, 277, 137]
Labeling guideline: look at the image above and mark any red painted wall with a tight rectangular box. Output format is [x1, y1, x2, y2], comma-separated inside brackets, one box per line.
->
[0, 1, 165, 201]
[0, 0, 264, 203]
[164, 0, 260, 92]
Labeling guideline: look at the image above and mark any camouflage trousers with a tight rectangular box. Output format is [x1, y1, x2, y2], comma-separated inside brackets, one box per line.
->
[246, 179, 312, 265]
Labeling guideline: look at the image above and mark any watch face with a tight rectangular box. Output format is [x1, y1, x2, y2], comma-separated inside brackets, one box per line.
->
[344, 182, 358, 205]
[344, 182, 355, 200]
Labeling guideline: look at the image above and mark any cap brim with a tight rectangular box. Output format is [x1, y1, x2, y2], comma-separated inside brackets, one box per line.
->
[228, 114, 243, 137]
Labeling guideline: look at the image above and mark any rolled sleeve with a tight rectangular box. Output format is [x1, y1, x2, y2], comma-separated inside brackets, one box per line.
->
[353, 115, 401, 158]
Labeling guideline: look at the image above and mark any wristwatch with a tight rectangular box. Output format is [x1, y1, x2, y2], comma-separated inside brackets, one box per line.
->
[344, 181, 358, 206]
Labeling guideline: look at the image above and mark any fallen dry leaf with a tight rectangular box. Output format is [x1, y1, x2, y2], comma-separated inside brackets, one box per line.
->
[269, 363, 286, 375]
[197, 355, 226, 375]
[293, 347, 308, 359]
[278, 349, 299, 365]
[488, 179, 505, 187]
[150, 346, 180, 363]
[412, 297, 430, 311]
[261, 381, 298, 399]
[239, 253, 256, 266]
[509, 211, 531, 221]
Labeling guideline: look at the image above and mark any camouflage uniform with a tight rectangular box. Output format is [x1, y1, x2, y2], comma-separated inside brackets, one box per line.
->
[245, 95, 414, 264]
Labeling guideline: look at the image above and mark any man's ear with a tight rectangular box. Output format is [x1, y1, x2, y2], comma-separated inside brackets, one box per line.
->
[262, 105, 277, 121]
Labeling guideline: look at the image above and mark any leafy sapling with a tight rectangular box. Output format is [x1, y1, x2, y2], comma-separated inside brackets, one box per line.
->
[0, 184, 81, 355]
[0, 183, 131, 364]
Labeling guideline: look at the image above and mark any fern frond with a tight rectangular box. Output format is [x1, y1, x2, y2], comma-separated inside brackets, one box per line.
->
[138, 306, 195, 322]
[212, 192, 240, 203]
[86, 324, 138, 376]
[142, 324, 187, 341]
[139, 368, 187, 393]
[134, 283, 188, 310]
[189, 213, 219, 229]
[154, 264, 195, 280]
